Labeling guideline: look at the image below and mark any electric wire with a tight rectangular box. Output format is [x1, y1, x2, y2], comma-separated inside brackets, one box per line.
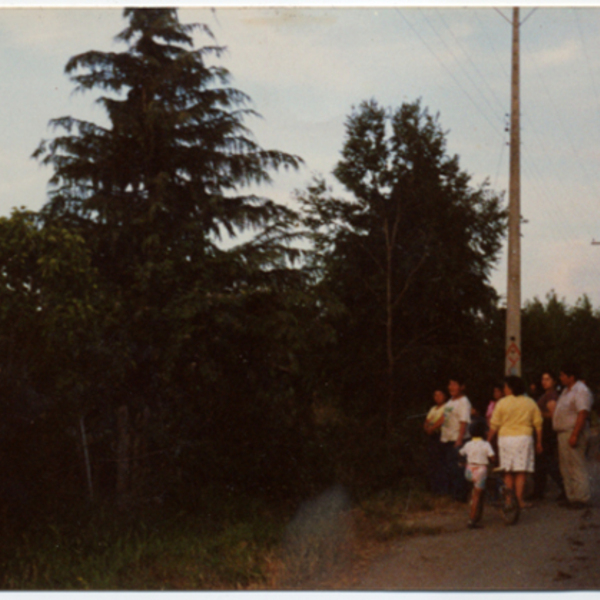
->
[573, 8, 600, 139]
[423, 8, 584, 246]
[493, 7, 512, 26]
[474, 10, 510, 79]
[404, 7, 595, 269]
[436, 9, 507, 115]
[396, 9, 505, 143]
[423, 10, 505, 126]
[521, 152, 580, 243]
[493, 134, 506, 192]
[520, 8, 539, 27]
[478, 7, 597, 244]
[522, 32, 600, 228]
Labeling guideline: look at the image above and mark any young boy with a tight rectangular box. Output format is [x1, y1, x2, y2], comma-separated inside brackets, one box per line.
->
[459, 418, 495, 529]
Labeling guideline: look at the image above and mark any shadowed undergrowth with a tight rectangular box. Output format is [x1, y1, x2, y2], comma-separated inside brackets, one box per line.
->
[0, 489, 286, 590]
[0, 481, 447, 590]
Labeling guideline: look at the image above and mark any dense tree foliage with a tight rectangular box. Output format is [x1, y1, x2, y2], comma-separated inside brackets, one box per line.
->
[2, 10, 599, 519]
[28, 8, 322, 508]
[0, 209, 101, 511]
[522, 292, 600, 392]
[295, 100, 508, 487]
[300, 99, 505, 431]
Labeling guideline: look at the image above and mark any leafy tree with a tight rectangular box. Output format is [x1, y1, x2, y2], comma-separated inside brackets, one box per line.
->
[33, 8, 307, 505]
[522, 292, 600, 393]
[0, 209, 101, 510]
[299, 99, 506, 484]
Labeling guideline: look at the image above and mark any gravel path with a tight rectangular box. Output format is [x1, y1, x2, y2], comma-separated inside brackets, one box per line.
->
[354, 460, 600, 591]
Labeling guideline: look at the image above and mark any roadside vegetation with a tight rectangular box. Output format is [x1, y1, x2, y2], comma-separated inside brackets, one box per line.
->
[0, 481, 451, 590]
[2, 8, 600, 590]
[0, 488, 287, 590]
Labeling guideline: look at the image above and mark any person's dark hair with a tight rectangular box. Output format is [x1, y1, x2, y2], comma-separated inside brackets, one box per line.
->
[541, 370, 557, 382]
[433, 387, 447, 397]
[469, 417, 487, 439]
[493, 382, 504, 393]
[448, 375, 466, 386]
[504, 375, 526, 396]
[560, 362, 582, 381]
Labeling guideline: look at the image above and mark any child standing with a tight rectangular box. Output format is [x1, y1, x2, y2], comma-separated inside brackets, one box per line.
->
[459, 418, 495, 529]
[486, 384, 504, 427]
[423, 388, 448, 495]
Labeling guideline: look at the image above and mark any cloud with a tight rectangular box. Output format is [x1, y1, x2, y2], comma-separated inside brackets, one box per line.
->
[528, 38, 580, 69]
[522, 238, 600, 305]
[191, 7, 444, 120]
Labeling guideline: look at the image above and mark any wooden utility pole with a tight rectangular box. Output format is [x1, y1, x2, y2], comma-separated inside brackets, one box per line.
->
[505, 7, 521, 376]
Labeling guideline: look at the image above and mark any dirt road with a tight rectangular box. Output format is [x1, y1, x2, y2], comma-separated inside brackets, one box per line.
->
[276, 452, 600, 591]
[353, 460, 600, 591]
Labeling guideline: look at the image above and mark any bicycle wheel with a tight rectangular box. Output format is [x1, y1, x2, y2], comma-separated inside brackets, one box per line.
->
[501, 486, 520, 525]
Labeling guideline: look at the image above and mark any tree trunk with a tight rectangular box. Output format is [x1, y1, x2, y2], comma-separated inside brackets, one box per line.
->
[116, 405, 131, 509]
[384, 217, 396, 440]
[131, 405, 151, 501]
[115, 404, 151, 509]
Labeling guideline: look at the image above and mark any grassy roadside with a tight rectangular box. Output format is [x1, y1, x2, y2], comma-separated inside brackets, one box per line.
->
[0, 489, 288, 590]
[0, 481, 451, 590]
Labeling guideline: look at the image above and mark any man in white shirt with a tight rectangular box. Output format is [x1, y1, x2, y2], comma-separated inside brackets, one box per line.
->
[441, 376, 472, 502]
[553, 363, 594, 509]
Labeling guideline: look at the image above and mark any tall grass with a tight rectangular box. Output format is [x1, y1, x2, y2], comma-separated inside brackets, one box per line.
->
[354, 480, 446, 541]
[0, 481, 449, 590]
[0, 488, 286, 590]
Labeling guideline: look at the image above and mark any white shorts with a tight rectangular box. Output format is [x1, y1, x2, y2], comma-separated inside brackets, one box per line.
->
[498, 435, 535, 472]
[465, 464, 488, 490]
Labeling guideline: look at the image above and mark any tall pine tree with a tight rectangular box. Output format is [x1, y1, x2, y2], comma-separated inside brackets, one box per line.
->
[34, 8, 305, 505]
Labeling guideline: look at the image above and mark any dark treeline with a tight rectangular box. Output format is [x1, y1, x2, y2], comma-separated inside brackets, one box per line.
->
[1, 9, 599, 520]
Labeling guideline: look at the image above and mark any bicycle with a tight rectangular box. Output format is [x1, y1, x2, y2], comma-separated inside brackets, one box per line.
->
[472, 467, 520, 525]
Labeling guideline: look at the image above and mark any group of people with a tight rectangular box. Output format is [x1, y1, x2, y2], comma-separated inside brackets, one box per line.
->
[424, 364, 594, 529]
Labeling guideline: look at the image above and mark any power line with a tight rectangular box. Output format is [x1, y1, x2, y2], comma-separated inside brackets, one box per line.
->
[396, 9, 504, 142]
[400, 8, 597, 251]
[573, 8, 600, 138]
[494, 7, 512, 26]
[520, 8, 539, 26]
[523, 32, 600, 220]
[436, 9, 508, 117]
[473, 10, 510, 79]
[424, 10, 505, 125]
[493, 131, 507, 191]
[467, 9, 586, 245]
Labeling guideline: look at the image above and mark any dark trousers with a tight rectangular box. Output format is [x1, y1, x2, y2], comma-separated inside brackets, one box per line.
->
[443, 442, 468, 502]
[427, 436, 448, 495]
[534, 443, 565, 498]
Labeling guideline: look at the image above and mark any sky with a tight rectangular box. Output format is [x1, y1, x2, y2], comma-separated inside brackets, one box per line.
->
[1, 4, 600, 307]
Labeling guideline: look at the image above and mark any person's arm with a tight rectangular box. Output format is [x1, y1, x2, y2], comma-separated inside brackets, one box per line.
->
[429, 414, 444, 433]
[487, 427, 497, 443]
[535, 427, 543, 454]
[455, 421, 467, 448]
[569, 410, 589, 448]
[487, 443, 497, 464]
[546, 399, 557, 419]
[533, 404, 543, 454]
[423, 408, 434, 434]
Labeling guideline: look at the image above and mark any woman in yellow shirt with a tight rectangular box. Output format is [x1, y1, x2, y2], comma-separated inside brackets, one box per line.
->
[488, 375, 543, 509]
